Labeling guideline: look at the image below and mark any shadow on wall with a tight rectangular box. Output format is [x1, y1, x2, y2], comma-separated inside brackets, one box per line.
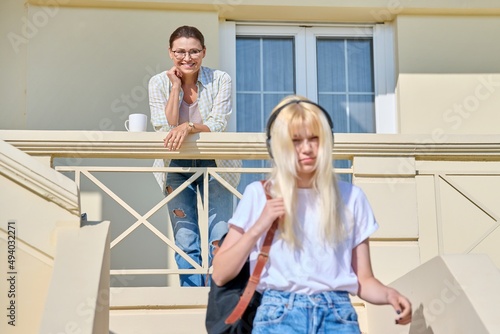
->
[409, 304, 434, 334]
[367, 254, 500, 334]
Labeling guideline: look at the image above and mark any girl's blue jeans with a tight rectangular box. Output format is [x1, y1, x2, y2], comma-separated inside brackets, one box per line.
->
[253, 289, 361, 334]
[166, 159, 231, 287]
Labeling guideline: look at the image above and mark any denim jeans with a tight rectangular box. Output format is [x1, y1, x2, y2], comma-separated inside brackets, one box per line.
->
[252, 289, 361, 334]
[166, 159, 231, 287]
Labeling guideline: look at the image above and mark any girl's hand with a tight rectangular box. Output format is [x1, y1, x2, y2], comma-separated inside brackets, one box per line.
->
[387, 289, 412, 325]
[252, 198, 285, 236]
[163, 122, 191, 151]
[166, 66, 182, 87]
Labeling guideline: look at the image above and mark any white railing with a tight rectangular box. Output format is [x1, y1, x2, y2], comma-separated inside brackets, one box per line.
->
[53, 164, 354, 282]
[55, 165, 274, 279]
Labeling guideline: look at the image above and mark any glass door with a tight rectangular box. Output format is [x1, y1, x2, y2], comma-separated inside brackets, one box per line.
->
[235, 25, 376, 188]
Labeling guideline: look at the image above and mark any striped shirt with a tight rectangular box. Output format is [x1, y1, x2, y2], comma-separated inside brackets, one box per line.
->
[149, 66, 241, 192]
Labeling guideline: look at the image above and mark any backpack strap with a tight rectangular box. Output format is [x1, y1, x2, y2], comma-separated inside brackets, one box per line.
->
[225, 180, 278, 324]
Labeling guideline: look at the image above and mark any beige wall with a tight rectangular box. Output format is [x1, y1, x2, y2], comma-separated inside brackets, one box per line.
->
[0, 0, 27, 129]
[395, 15, 500, 134]
[0, 2, 221, 131]
[396, 16, 500, 74]
[0, 244, 52, 334]
[415, 160, 500, 268]
[25, 6, 220, 132]
[353, 157, 421, 285]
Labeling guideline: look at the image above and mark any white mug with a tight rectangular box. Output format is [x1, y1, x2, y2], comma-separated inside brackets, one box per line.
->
[125, 113, 148, 132]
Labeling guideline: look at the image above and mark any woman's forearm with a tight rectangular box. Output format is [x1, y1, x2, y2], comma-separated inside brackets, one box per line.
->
[165, 85, 181, 126]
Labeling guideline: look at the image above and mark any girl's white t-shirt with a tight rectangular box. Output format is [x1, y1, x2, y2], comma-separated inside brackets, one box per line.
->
[228, 180, 379, 295]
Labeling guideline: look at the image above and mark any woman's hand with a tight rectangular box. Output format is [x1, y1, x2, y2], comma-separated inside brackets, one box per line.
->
[163, 122, 191, 151]
[166, 66, 182, 87]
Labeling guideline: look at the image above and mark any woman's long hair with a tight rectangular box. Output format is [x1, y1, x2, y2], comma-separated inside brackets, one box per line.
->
[267, 95, 347, 249]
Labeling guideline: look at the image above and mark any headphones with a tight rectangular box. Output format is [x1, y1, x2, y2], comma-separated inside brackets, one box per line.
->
[265, 99, 334, 159]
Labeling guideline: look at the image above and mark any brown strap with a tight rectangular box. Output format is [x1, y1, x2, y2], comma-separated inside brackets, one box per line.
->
[225, 181, 277, 324]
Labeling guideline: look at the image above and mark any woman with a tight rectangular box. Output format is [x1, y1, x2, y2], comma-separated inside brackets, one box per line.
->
[212, 96, 412, 332]
[149, 25, 239, 287]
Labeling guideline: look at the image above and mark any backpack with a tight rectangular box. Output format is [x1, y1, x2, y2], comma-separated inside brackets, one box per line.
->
[205, 182, 277, 334]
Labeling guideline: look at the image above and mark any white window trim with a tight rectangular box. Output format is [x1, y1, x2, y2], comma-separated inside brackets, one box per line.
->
[373, 22, 397, 133]
[219, 21, 237, 132]
[219, 22, 397, 134]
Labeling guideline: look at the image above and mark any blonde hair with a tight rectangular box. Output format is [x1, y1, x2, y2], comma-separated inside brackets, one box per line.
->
[266, 95, 347, 249]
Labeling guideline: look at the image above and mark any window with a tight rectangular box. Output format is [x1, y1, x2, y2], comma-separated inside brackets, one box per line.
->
[236, 36, 296, 133]
[219, 23, 396, 187]
[316, 37, 375, 133]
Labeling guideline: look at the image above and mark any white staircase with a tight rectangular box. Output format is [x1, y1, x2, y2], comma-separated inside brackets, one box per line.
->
[0, 140, 110, 334]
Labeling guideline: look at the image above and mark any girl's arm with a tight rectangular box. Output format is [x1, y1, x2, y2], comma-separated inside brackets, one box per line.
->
[211, 197, 284, 286]
[352, 239, 412, 325]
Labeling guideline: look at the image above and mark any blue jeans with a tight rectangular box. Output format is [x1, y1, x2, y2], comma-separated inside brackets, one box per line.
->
[253, 290, 361, 334]
[166, 159, 231, 287]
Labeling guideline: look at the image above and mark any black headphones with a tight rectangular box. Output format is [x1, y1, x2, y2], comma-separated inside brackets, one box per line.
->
[265, 99, 334, 158]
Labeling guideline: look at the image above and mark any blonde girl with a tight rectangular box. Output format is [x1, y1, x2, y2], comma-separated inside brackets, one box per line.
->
[212, 95, 412, 333]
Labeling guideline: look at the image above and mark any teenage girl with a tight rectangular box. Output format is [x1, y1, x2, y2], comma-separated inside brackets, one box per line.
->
[212, 95, 412, 333]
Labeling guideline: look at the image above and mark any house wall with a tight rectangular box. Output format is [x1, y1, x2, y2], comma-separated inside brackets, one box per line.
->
[0, 0, 27, 129]
[2, 2, 499, 134]
[4, 5, 220, 132]
[395, 15, 500, 134]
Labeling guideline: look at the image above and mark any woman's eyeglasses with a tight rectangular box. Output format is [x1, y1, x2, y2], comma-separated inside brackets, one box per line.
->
[172, 49, 204, 59]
